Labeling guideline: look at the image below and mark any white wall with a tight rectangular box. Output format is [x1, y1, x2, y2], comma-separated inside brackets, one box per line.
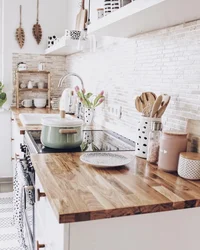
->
[0, 0, 68, 177]
[0, 0, 2, 81]
[2, 0, 68, 107]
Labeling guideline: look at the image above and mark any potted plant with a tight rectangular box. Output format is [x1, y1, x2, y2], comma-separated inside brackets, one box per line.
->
[0, 82, 7, 108]
[75, 86, 105, 125]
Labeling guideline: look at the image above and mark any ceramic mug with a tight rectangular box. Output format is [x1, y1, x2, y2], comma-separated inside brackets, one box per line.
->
[27, 81, 33, 89]
[21, 99, 32, 108]
[37, 82, 45, 89]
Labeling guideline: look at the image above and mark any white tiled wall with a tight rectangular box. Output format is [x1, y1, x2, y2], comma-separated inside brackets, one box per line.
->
[65, 20, 200, 140]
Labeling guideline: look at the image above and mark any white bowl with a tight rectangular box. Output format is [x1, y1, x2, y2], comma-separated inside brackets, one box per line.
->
[34, 99, 46, 108]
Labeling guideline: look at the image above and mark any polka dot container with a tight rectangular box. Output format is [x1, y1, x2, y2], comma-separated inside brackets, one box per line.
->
[135, 117, 161, 159]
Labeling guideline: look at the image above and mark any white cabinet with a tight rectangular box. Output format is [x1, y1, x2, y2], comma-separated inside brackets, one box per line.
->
[0, 110, 12, 177]
[35, 175, 69, 250]
[11, 113, 23, 171]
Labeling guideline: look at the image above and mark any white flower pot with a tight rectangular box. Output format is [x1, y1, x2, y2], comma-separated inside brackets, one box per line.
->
[135, 116, 161, 159]
[84, 108, 95, 125]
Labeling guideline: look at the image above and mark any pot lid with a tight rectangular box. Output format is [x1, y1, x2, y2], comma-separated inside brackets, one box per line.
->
[41, 117, 84, 128]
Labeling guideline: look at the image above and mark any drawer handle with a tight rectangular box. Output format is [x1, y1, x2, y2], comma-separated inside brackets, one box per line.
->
[37, 241, 45, 249]
[37, 189, 46, 201]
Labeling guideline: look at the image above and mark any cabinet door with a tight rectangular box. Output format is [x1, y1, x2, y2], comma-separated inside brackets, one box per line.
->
[35, 175, 69, 250]
[44, 199, 69, 250]
[0, 110, 12, 176]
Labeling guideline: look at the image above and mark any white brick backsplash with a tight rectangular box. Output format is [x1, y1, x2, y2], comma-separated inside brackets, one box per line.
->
[64, 19, 200, 140]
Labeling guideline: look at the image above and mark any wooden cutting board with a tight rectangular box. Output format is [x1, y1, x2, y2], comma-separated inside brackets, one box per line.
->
[75, 0, 87, 31]
[186, 119, 200, 153]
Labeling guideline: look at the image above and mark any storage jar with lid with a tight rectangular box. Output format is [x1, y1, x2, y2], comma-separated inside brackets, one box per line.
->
[158, 131, 187, 172]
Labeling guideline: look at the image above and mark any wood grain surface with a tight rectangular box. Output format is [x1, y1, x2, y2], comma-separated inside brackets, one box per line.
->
[31, 152, 200, 224]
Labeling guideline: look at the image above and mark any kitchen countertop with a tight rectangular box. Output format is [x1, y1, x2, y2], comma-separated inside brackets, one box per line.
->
[11, 107, 103, 134]
[31, 152, 200, 224]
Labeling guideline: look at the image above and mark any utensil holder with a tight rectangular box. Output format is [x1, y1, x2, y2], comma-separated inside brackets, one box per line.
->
[135, 116, 161, 159]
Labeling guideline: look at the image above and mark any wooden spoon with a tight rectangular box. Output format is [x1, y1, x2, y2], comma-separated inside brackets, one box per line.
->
[156, 96, 171, 118]
[135, 96, 143, 113]
[150, 95, 163, 118]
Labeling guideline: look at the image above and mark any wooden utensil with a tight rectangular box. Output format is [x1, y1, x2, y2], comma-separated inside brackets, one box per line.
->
[33, 0, 42, 44]
[16, 5, 25, 49]
[140, 92, 156, 108]
[156, 96, 171, 118]
[161, 94, 170, 107]
[135, 96, 143, 113]
[150, 95, 163, 118]
[75, 0, 87, 31]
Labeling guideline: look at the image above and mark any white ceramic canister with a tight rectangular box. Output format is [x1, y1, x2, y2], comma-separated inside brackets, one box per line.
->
[135, 116, 161, 159]
[178, 152, 200, 180]
[97, 8, 104, 19]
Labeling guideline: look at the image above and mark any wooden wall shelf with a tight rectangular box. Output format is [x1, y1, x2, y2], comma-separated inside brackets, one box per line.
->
[16, 71, 51, 109]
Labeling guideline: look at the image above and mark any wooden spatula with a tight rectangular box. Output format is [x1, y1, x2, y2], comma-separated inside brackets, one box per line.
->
[75, 0, 87, 31]
[150, 95, 163, 118]
[135, 96, 143, 113]
[156, 96, 171, 118]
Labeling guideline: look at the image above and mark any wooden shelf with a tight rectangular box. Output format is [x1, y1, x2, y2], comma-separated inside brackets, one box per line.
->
[19, 88, 49, 92]
[17, 70, 50, 74]
[16, 72, 51, 109]
[88, 0, 200, 38]
[45, 38, 83, 56]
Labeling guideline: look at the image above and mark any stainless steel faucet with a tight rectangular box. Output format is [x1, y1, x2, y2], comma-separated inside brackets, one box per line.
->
[58, 72, 84, 89]
[58, 73, 85, 119]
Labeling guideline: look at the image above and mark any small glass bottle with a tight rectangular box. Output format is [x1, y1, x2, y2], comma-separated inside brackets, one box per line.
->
[147, 121, 162, 165]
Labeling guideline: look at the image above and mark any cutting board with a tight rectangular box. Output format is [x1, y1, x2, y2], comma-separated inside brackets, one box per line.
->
[186, 119, 200, 153]
[75, 0, 87, 31]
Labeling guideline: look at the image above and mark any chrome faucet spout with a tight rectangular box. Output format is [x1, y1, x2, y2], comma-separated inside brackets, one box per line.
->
[58, 73, 84, 89]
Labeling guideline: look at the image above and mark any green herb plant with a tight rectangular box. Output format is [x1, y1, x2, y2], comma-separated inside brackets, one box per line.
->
[0, 82, 7, 107]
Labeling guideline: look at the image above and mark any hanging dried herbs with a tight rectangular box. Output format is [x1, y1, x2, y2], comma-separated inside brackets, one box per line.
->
[33, 0, 42, 44]
[16, 5, 25, 49]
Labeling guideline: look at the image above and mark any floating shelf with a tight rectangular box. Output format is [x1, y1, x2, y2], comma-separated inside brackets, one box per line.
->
[88, 0, 200, 38]
[45, 38, 82, 56]
[19, 89, 49, 92]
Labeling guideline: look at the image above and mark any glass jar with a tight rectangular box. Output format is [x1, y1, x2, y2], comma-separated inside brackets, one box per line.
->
[147, 121, 162, 164]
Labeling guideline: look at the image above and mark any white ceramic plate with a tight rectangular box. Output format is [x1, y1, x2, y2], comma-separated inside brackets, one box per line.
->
[80, 152, 132, 168]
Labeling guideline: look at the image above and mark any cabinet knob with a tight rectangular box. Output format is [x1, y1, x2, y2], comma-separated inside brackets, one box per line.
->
[37, 241, 45, 249]
[37, 189, 46, 201]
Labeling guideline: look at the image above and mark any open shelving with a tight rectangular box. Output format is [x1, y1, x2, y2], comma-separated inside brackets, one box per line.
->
[16, 71, 51, 109]
[88, 0, 200, 38]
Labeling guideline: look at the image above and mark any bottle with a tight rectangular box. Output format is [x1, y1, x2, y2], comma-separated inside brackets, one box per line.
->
[147, 121, 162, 165]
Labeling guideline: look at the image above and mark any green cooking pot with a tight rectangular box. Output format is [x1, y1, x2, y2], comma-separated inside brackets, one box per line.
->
[41, 116, 84, 149]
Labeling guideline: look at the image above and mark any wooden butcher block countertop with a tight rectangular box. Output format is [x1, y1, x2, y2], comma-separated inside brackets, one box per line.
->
[31, 152, 200, 224]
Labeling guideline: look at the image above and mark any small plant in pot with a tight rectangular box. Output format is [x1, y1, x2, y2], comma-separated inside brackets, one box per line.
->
[0, 82, 7, 108]
[75, 86, 105, 125]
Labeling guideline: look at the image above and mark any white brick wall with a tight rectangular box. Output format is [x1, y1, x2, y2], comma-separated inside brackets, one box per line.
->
[65, 20, 200, 140]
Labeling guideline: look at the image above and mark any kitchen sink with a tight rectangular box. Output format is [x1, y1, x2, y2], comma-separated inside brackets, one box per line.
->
[19, 113, 61, 126]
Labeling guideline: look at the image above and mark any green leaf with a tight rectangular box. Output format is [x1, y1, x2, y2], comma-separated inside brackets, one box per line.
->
[85, 93, 93, 99]
[92, 143, 100, 152]
[80, 142, 88, 152]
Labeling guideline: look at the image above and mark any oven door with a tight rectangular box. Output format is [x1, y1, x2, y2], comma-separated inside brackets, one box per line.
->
[23, 185, 35, 250]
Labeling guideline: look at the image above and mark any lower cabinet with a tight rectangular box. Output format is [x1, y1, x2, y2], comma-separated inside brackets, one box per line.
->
[35, 175, 69, 250]
[0, 110, 12, 176]
[35, 174, 200, 250]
